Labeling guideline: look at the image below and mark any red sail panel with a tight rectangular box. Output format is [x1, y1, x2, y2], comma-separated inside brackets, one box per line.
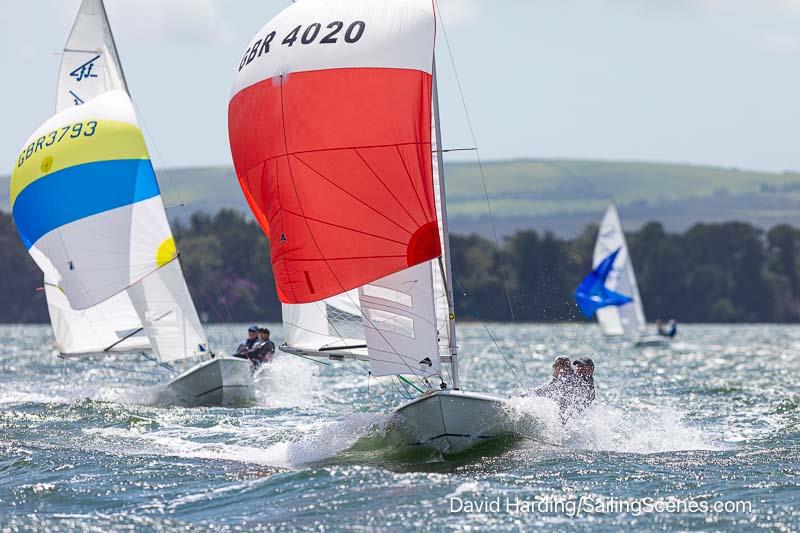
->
[229, 67, 440, 304]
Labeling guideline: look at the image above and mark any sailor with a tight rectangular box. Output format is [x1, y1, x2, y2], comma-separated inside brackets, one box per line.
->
[656, 319, 665, 336]
[572, 357, 596, 412]
[531, 356, 576, 423]
[246, 327, 276, 365]
[665, 319, 677, 337]
[235, 325, 259, 356]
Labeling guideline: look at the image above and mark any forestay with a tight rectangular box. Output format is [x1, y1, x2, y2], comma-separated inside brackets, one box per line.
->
[228, 0, 441, 304]
[593, 205, 646, 337]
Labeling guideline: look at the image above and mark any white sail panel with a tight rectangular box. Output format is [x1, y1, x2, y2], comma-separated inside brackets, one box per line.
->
[282, 291, 366, 355]
[57, 0, 127, 112]
[232, 0, 435, 96]
[127, 260, 208, 363]
[46, 284, 149, 356]
[360, 262, 440, 378]
[593, 205, 646, 337]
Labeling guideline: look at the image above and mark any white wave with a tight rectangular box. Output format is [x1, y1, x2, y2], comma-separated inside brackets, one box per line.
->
[253, 354, 320, 408]
[81, 412, 387, 469]
[502, 395, 720, 454]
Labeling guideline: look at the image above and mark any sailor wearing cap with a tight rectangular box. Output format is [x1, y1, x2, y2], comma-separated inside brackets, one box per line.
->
[235, 324, 260, 356]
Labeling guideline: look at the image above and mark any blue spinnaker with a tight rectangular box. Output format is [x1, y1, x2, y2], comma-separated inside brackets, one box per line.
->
[575, 248, 633, 318]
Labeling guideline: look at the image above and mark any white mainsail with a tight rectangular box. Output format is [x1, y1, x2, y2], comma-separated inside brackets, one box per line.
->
[593, 204, 647, 337]
[46, 284, 149, 356]
[281, 291, 367, 357]
[15, 0, 207, 361]
[57, 0, 127, 110]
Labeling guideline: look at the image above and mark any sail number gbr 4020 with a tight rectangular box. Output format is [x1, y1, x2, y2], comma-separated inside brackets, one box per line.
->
[239, 21, 367, 71]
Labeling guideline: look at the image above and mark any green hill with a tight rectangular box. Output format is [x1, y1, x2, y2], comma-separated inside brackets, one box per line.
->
[4, 159, 799, 236]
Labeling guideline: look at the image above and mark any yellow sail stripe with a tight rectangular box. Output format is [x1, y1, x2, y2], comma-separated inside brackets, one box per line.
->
[10, 119, 150, 207]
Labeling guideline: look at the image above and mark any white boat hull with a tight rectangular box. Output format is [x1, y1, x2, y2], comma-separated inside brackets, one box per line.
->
[167, 357, 255, 406]
[634, 335, 672, 347]
[392, 390, 515, 454]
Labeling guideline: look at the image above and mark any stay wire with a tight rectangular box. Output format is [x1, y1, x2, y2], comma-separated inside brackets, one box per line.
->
[435, 3, 528, 376]
[455, 279, 527, 394]
[138, 109, 241, 348]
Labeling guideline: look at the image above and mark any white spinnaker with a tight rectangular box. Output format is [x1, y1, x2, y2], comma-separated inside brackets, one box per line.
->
[127, 260, 208, 363]
[46, 284, 149, 356]
[359, 262, 440, 378]
[57, 0, 126, 112]
[593, 205, 646, 337]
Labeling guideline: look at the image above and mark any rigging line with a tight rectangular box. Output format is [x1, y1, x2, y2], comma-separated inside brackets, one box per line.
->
[290, 352, 369, 378]
[215, 283, 235, 323]
[435, 148, 477, 153]
[392, 376, 416, 400]
[140, 351, 176, 374]
[351, 358, 403, 398]
[137, 105, 240, 348]
[455, 279, 527, 395]
[435, 3, 528, 376]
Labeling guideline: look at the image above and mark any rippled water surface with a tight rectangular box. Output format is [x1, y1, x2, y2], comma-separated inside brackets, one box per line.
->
[1, 323, 798, 531]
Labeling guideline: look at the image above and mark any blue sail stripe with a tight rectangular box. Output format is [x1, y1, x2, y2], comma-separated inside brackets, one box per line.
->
[12, 159, 161, 249]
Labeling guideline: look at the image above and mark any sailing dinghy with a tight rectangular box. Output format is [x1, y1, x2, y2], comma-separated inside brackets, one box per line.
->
[229, 0, 517, 453]
[575, 205, 669, 347]
[10, 0, 254, 405]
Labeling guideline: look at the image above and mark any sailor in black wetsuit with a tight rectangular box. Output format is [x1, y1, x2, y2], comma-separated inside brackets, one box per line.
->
[245, 328, 276, 366]
[235, 325, 259, 358]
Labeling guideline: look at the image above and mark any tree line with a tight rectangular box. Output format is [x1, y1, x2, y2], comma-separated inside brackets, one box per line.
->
[2, 209, 799, 324]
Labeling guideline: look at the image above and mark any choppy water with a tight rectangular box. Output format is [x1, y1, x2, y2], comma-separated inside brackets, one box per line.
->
[1, 323, 798, 531]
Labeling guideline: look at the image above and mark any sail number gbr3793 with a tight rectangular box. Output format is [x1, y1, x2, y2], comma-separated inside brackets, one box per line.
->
[238, 21, 366, 71]
[17, 121, 97, 168]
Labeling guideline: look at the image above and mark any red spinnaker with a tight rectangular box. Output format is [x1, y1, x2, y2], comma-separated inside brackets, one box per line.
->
[229, 67, 440, 304]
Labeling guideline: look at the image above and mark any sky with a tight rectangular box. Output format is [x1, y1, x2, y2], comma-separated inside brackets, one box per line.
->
[2, 0, 800, 173]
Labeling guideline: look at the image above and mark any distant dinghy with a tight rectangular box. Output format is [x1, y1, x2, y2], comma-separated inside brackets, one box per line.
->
[576, 205, 669, 347]
[10, 0, 254, 405]
[228, 0, 517, 454]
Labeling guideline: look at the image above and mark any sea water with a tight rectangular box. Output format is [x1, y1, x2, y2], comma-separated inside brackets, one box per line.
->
[1, 324, 798, 530]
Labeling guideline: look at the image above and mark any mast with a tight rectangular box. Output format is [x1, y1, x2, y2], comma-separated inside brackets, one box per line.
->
[95, 0, 129, 92]
[432, 58, 460, 390]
